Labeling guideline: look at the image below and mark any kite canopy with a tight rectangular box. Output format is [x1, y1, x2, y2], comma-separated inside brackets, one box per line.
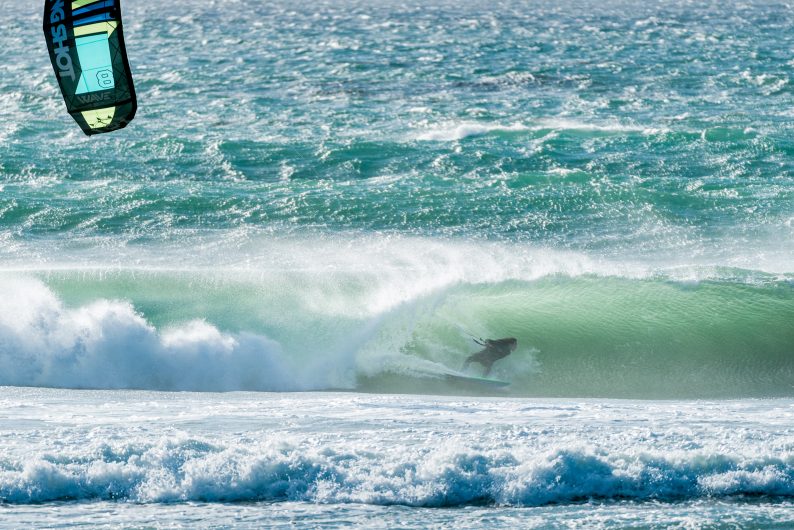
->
[43, 0, 136, 136]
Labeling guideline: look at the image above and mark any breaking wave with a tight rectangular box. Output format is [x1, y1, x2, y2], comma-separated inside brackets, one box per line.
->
[1, 237, 793, 398]
[0, 276, 310, 392]
[1, 437, 792, 505]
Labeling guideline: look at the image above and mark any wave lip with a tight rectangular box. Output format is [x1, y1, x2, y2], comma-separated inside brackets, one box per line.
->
[2, 441, 792, 506]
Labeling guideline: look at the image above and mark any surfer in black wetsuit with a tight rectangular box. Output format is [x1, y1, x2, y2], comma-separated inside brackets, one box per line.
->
[462, 338, 518, 376]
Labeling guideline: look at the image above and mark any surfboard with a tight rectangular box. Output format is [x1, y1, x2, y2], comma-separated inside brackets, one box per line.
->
[443, 373, 510, 388]
[398, 363, 511, 389]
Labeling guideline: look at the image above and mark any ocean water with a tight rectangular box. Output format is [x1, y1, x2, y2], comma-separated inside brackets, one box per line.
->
[1, 0, 794, 527]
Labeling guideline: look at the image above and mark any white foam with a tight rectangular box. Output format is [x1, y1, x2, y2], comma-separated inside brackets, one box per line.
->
[0, 392, 792, 506]
[414, 122, 531, 141]
[413, 119, 665, 141]
[0, 276, 301, 391]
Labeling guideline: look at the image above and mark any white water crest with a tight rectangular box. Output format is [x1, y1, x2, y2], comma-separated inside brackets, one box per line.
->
[413, 119, 666, 141]
[1, 390, 792, 507]
[0, 276, 305, 391]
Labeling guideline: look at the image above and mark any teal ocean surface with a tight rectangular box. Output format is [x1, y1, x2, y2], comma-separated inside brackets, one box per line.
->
[1, 0, 793, 527]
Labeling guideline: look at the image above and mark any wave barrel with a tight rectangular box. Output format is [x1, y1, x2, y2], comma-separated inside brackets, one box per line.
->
[43, 0, 136, 135]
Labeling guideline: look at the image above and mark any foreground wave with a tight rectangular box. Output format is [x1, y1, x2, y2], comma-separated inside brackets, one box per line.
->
[1, 390, 792, 508]
[3, 440, 792, 505]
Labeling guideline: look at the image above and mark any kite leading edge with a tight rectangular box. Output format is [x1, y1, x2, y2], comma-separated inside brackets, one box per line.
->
[43, 0, 137, 136]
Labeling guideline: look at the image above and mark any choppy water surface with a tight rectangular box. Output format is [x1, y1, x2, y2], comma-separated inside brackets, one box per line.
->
[2, 0, 793, 255]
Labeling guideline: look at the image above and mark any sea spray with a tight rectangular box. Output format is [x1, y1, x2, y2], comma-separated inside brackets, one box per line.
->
[0, 276, 299, 391]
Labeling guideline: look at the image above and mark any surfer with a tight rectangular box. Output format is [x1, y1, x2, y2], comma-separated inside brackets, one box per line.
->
[462, 338, 517, 376]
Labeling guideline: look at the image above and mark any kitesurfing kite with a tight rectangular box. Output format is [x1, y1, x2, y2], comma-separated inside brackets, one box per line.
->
[43, 0, 136, 135]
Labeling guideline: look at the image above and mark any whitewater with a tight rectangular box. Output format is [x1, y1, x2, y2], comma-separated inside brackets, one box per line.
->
[1, 389, 793, 528]
[2, 0, 794, 526]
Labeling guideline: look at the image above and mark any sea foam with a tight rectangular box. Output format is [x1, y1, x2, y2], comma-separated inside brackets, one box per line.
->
[1, 431, 792, 505]
[0, 276, 298, 391]
[413, 119, 665, 141]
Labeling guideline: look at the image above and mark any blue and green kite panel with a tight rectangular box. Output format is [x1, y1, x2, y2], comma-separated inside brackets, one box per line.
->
[43, 0, 136, 135]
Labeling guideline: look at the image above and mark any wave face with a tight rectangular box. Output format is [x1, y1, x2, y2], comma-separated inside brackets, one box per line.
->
[1, 390, 792, 507]
[2, 237, 792, 398]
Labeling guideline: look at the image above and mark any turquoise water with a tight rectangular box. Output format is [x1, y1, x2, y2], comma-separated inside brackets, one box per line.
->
[1, 0, 794, 526]
[2, 0, 793, 253]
